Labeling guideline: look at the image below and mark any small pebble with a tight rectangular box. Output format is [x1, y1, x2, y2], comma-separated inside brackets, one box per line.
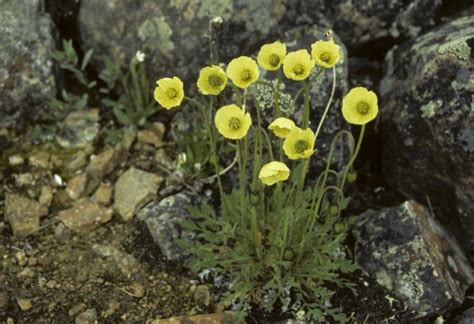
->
[16, 298, 32, 311]
[9, 155, 24, 166]
[75, 308, 97, 324]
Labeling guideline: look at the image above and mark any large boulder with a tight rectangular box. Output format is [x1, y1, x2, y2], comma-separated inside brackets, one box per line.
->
[354, 201, 474, 318]
[379, 15, 474, 255]
[0, 0, 56, 128]
[323, 0, 443, 49]
[78, 0, 289, 84]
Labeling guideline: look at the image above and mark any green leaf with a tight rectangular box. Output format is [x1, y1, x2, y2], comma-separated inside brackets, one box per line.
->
[113, 106, 132, 126]
[81, 49, 94, 71]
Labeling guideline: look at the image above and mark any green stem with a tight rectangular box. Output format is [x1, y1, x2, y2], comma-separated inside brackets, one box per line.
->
[274, 75, 281, 118]
[338, 124, 366, 193]
[259, 127, 274, 161]
[185, 97, 225, 199]
[313, 66, 337, 141]
[252, 100, 264, 191]
[302, 81, 310, 128]
[130, 59, 144, 115]
[296, 185, 345, 264]
[236, 140, 246, 227]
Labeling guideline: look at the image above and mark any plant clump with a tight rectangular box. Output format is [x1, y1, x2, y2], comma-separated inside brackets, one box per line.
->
[153, 31, 379, 321]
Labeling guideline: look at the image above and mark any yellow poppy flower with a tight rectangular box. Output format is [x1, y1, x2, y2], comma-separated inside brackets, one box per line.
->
[311, 40, 341, 69]
[226, 56, 260, 89]
[257, 41, 286, 71]
[259, 161, 290, 186]
[341, 87, 378, 125]
[282, 49, 315, 81]
[197, 65, 227, 95]
[153, 77, 184, 110]
[268, 117, 296, 138]
[283, 127, 316, 160]
[214, 104, 252, 140]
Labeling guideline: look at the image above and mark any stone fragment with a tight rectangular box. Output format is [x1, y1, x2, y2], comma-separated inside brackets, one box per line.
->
[379, 15, 474, 255]
[17, 268, 35, 279]
[66, 173, 88, 200]
[138, 192, 196, 261]
[68, 303, 86, 317]
[75, 308, 97, 324]
[64, 150, 89, 172]
[91, 183, 113, 205]
[5, 193, 48, 237]
[137, 129, 164, 148]
[28, 151, 50, 169]
[193, 285, 211, 308]
[127, 282, 145, 298]
[151, 122, 166, 139]
[114, 168, 163, 221]
[0, 291, 9, 309]
[38, 186, 53, 207]
[57, 200, 113, 233]
[16, 298, 32, 311]
[56, 109, 100, 148]
[151, 312, 241, 324]
[13, 173, 34, 188]
[8, 155, 24, 166]
[54, 222, 72, 243]
[0, 0, 56, 128]
[354, 201, 474, 318]
[86, 147, 117, 179]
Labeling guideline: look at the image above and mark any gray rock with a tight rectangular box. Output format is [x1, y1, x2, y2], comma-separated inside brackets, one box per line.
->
[5, 193, 48, 237]
[454, 307, 474, 324]
[379, 15, 474, 255]
[138, 192, 197, 261]
[75, 308, 97, 324]
[0, 0, 56, 128]
[323, 0, 442, 48]
[56, 109, 100, 149]
[354, 201, 474, 318]
[66, 173, 88, 201]
[78, 0, 289, 83]
[114, 168, 163, 221]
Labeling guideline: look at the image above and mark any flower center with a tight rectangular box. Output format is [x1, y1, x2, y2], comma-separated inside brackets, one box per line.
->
[294, 140, 309, 154]
[208, 74, 223, 88]
[228, 117, 241, 130]
[356, 101, 370, 115]
[319, 52, 331, 63]
[240, 69, 252, 81]
[293, 64, 305, 76]
[269, 54, 280, 67]
[166, 88, 177, 99]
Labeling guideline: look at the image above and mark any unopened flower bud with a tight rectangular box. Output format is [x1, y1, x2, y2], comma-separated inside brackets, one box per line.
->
[283, 248, 294, 261]
[333, 223, 344, 233]
[329, 205, 339, 217]
[347, 171, 357, 183]
[250, 193, 260, 206]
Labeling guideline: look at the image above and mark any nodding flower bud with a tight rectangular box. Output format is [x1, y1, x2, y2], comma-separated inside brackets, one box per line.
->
[329, 205, 339, 217]
[283, 248, 294, 261]
[347, 171, 357, 183]
[250, 193, 260, 206]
